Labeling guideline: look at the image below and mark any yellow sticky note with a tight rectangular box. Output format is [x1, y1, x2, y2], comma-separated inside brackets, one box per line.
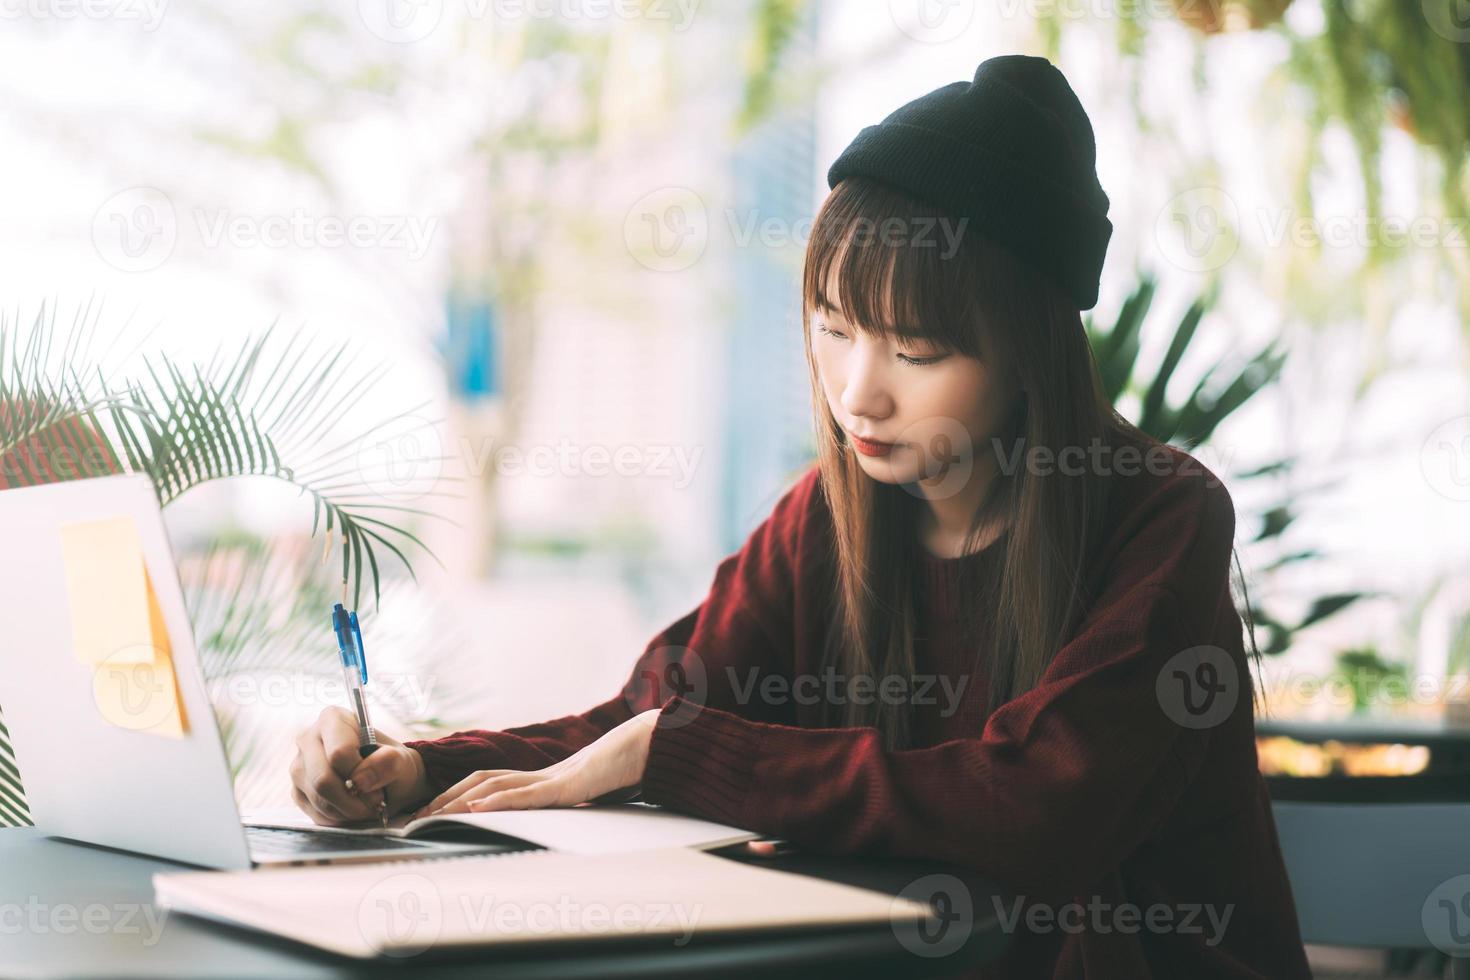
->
[58, 516, 189, 738]
[88, 627, 189, 738]
[58, 516, 159, 666]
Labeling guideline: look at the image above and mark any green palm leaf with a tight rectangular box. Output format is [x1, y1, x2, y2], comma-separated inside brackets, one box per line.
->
[1, 306, 139, 484]
[0, 304, 457, 827]
[178, 534, 481, 807]
[1137, 283, 1214, 436]
[0, 712, 28, 826]
[1171, 339, 1289, 448]
[1086, 270, 1156, 402]
[1089, 270, 1363, 668]
[100, 318, 452, 610]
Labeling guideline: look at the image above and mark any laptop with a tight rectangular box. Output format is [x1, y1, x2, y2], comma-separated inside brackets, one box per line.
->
[0, 473, 523, 868]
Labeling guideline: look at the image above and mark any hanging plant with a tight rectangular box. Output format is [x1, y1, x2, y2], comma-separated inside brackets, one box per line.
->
[1355, 7, 1470, 165]
[1070, 0, 1470, 338]
[1292, 0, 1470, 313]
[1170, 0, 1296, 33]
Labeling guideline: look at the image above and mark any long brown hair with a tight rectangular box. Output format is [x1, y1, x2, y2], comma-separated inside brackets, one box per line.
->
[802, 176, 1255, 750]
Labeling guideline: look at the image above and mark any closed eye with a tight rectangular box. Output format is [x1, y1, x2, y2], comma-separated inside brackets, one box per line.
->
[816, 322, 948, 366]
[815, 323, 847, 341]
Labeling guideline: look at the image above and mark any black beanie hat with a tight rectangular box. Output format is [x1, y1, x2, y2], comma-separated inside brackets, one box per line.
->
[826, 54, 1112, 311]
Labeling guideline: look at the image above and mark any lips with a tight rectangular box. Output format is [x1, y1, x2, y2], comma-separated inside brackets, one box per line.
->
[847, 431, 897, 457]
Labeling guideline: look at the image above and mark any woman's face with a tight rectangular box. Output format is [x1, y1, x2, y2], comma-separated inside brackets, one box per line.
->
[809, 281, 1018, 493]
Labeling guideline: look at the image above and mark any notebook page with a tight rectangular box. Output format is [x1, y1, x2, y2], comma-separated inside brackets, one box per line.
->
[243, 802, 760, 853]
[412, 804, 760, 853]
[153, 846, 932, 958]
[241, 806, 412, 836]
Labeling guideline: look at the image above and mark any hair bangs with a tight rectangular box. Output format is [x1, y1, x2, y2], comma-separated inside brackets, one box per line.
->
[803, 177, 986, 360]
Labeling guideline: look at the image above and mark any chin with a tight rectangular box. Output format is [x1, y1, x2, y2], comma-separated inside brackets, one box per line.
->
[853, 442, 982, 502]
[851, 444, 925, 484]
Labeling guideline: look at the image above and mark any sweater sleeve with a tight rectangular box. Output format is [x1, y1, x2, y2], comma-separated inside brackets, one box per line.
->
[640, 472, 1239, 901]
[403, 466, 818, 795]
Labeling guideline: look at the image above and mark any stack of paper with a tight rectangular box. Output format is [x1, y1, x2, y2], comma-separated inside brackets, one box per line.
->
[155, 846, 931, 958]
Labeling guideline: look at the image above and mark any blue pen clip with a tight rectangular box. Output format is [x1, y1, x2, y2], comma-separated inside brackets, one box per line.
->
[331, 602, 381, 776]
[330, 603, 368, 684]
[349, 611, 367, 684]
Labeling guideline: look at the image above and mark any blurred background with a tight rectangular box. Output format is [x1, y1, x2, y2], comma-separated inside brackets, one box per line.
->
[2, 1, 1470, 971]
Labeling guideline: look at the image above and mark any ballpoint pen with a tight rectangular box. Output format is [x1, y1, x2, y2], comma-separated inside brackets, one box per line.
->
[331, 598, 388, 829]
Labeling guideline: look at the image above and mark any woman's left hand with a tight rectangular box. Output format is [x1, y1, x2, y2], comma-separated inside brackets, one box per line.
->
[408, 708, 663, 819]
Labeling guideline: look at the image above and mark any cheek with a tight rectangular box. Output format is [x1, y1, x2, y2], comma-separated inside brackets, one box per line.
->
[811, 343, 843, 397]
[917, 362, 1001, 438]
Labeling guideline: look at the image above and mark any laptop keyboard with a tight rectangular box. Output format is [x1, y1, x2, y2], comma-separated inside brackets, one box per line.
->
[246, 825, 440, 858]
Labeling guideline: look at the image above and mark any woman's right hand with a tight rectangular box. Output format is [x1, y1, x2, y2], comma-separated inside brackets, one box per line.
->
[289, 707, 432, 826]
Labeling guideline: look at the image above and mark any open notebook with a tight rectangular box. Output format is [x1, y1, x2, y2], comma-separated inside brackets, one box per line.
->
[241, 802, 761, 854]
[154, 846, 933, 958]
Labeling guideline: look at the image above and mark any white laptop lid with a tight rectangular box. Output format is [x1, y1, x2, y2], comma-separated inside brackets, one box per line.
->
[0, 474, 253, 869]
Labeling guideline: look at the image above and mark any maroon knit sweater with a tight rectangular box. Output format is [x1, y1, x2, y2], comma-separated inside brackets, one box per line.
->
[406, 445, 1311, 979]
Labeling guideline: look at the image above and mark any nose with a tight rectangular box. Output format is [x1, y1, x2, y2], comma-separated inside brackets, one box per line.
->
[839, 337, 894, 424]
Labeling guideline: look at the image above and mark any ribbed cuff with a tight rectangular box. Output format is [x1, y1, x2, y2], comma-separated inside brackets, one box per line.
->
[402, 735, 509, 796]
[640, 697, 759, 828]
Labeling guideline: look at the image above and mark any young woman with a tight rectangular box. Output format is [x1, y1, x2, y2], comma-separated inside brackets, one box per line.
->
[292, 55, 1310, 978]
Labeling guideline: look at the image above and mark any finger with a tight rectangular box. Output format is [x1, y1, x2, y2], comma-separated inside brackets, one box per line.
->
[320, 717, 369, 782]
[349, 746, 406, 796]
[312, 707, 358, 766]
[417, 769, 538, 816]
[371, 726, 404, 749]
[289, 755, 345, 822]
[418, 771, 538, 818]
[291, 784, 347, 827]
[303, 775, 356, 823]
[415, 772, 491, 817]
[468, 782, 555, 812]
[298, 732, 373, 821]
[345, 779, 387, 816]
[290, 742, 353, 825]
[416, 770, 513, 817]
